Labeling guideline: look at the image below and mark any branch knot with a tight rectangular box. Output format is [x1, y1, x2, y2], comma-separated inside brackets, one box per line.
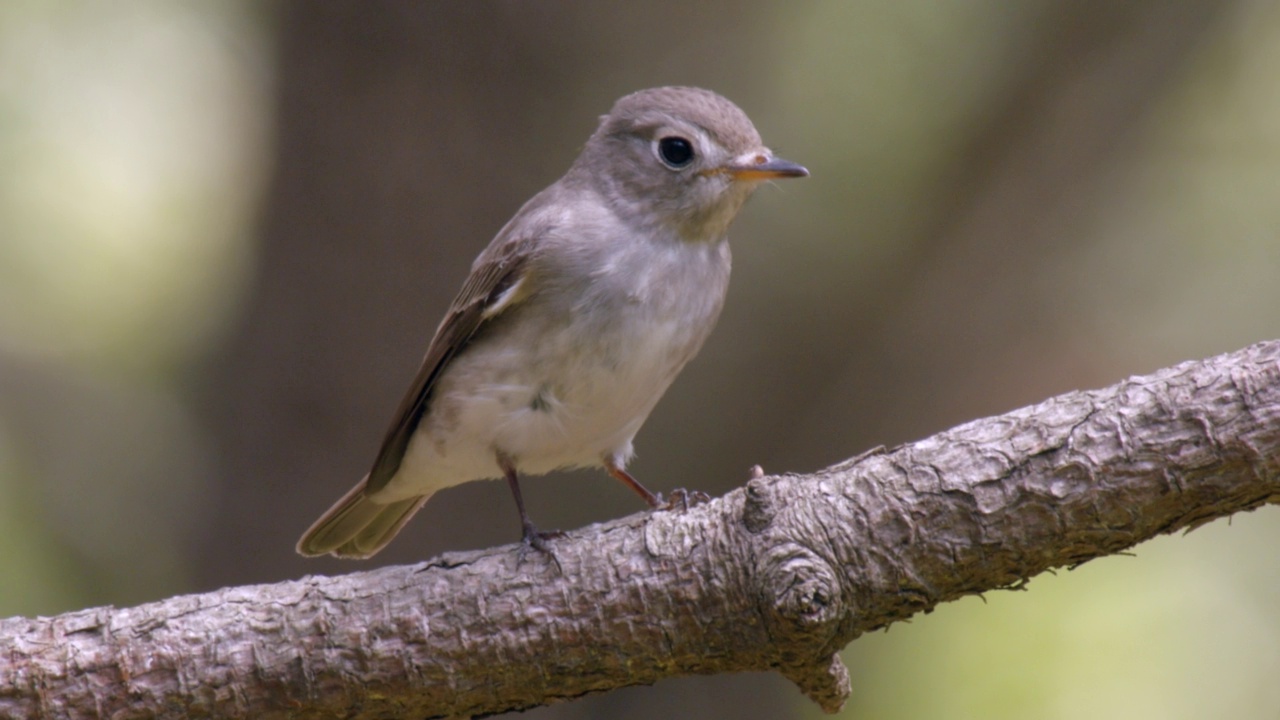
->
[755, 542, 854, 714]
[742, 476, 775, 533]
[760, 543, 844, 638]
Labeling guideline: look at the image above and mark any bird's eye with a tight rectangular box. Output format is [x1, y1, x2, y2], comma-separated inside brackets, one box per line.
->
[657, 136, 695, 168]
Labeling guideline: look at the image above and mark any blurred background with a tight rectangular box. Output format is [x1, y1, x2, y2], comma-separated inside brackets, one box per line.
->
[2, 1, 1279, 718]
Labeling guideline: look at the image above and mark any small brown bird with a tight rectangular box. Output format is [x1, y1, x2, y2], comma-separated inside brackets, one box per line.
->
[297, 86, 807, 559]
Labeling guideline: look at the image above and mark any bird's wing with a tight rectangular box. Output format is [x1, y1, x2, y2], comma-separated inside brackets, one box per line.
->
[364, 231, 537, 495]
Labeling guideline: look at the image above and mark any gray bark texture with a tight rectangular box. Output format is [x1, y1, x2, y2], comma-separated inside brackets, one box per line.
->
[4, 340, 1279, 719]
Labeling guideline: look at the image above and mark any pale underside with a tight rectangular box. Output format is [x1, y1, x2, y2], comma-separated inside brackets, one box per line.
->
[371, 210, 732, 503]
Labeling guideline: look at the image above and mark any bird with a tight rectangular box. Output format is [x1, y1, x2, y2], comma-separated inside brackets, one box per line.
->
[297, 86, 807, 559]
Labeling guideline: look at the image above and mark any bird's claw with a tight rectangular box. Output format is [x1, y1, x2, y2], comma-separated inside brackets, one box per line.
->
[516, 522, 564, 570]
[658, 487, 711, 511]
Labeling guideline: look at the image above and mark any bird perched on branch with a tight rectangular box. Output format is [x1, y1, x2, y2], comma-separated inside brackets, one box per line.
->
[298, 86, 807, 559]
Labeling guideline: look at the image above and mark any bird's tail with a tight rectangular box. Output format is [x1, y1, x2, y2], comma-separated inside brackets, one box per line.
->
[296, 475, 430, 559]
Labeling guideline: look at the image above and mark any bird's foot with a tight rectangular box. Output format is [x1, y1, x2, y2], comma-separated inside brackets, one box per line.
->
[516, 521, 564, 570]
[658, 487, 712, 512]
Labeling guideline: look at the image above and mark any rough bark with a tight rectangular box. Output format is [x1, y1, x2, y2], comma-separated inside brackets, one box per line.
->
[4, 340, 1279, 719]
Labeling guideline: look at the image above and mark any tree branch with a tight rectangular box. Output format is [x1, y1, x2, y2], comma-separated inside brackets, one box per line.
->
[4, 340, 1279, 719]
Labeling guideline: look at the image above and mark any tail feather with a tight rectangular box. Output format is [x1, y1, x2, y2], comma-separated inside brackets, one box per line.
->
[296, 475, 430, 559]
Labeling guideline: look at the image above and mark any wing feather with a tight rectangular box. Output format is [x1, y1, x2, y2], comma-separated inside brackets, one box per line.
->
[365, 233, 536, 494]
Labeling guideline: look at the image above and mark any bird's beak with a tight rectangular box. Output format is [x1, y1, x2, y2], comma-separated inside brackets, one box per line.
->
[725, 153, 809, 181]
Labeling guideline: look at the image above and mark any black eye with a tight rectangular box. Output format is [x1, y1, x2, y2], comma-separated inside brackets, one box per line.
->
[657, 136, 695, 168]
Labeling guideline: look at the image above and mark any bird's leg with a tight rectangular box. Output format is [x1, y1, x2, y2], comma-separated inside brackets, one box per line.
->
[497, 453, 562, 566]
[604, 459, 662, 507]
[605, 459, 710, 511]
